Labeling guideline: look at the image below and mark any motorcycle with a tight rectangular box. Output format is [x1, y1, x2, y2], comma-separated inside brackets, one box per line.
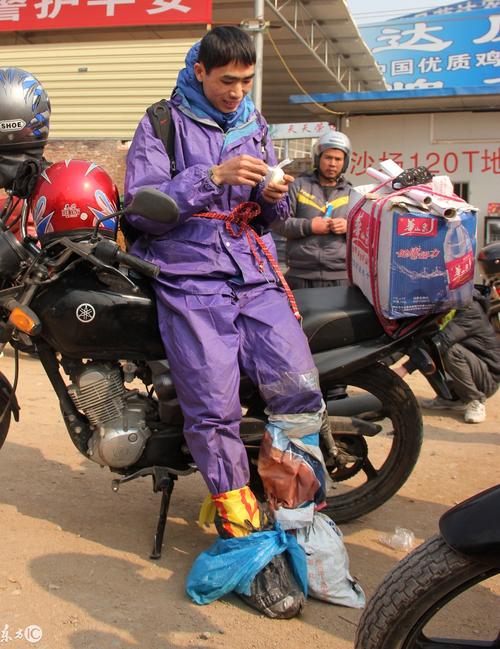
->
[0, 187, 446, 559]
[355, 484, 500, 649]
[478, 241, 500, 340]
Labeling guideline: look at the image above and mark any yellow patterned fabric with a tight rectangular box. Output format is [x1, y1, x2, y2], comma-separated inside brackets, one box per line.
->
[198, 486, 261, 538]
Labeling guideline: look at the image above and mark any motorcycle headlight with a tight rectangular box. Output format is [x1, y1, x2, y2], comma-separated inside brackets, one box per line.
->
[0, 229, 30, 278]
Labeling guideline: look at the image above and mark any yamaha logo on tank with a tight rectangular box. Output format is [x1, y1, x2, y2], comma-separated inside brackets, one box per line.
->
[76, 303, 95, 323]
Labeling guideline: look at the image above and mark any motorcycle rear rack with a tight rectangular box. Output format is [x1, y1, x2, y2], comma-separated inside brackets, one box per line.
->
[111, 465, 196, 560]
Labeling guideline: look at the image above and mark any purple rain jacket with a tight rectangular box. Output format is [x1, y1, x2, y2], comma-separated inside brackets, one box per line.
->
[124, 95, 290, 294]
[123, 55, 323, 496]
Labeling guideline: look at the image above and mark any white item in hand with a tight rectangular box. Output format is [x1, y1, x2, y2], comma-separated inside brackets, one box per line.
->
[264, 158, 293, 186]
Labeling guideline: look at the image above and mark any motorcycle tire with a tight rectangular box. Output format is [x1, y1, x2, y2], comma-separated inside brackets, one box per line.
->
[323, 363, 423, 523]
[354, 534, 500, 649]
[0, 394, 11, 452]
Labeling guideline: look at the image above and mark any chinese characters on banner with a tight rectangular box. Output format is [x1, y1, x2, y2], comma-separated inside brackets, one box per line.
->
[268, 122, 333, 140]
[349, 147, 500, 176]
[360, 0, 500, 89]
[0, 0, 212, 31]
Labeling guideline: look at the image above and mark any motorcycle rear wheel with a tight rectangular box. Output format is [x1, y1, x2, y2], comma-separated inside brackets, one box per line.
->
[322, 363, 423, 523]
[354, 534, 500, 649]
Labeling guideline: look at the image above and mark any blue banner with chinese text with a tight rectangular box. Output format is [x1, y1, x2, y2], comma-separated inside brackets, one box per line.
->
[360, 0, 499, 89]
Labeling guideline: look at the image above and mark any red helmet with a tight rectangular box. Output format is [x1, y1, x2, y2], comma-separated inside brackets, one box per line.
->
[30, 159, 119, 243]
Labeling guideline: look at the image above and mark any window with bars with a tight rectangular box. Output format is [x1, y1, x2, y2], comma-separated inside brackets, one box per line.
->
[272, 137, 314, 161]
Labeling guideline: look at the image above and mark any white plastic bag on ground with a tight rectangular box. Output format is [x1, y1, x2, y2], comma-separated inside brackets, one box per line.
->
[296, 512, 365, 608]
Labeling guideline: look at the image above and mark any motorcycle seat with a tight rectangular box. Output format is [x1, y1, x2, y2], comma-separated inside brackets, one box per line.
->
[294, 285, 385, 354]
[156, 286, 385, 403]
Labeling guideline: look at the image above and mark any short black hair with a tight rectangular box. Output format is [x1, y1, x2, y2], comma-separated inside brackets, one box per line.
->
[198, 26, 256, 74]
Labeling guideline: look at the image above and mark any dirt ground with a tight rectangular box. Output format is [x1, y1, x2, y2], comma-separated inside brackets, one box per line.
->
[0, 348, 498, 649]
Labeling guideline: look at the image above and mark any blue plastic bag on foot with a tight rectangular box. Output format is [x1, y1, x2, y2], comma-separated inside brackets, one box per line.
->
[186, 524, 307, 605]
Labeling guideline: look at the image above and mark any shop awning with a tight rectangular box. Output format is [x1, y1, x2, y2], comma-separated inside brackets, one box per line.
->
[212, 0, 387, 122]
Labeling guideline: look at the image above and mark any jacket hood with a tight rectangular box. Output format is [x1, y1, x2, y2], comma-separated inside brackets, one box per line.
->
[174, 41, 255, 131]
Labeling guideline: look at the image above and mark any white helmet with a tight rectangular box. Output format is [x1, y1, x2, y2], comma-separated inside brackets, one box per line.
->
[312, 130, 351, 173]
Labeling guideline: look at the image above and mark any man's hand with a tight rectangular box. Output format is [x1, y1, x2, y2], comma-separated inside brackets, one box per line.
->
[328, 217, 347, 235]
[261, 173, 294, 204]
[211, 155, 268, 187]
[311, 216, 332, 235]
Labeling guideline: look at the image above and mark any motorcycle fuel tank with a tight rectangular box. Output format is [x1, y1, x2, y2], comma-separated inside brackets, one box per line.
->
[31, 265, 166, 359]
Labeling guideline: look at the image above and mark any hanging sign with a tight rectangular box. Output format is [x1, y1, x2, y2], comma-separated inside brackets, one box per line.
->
[361, 0, 500, 89]
[0, 1, 212, 32]
[269, 122, 334, 140]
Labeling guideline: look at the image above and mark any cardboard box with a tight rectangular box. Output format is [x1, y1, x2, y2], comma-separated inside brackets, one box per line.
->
[347, 192, 477, 320]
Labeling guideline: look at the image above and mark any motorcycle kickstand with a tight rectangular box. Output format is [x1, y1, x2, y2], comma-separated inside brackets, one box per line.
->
[111, 465, 195, 561]
[150, 474, 176, 561]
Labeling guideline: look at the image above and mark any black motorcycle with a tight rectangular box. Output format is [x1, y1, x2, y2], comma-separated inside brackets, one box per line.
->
[355, 484, 500, 649]
[0, 188, 445, 558]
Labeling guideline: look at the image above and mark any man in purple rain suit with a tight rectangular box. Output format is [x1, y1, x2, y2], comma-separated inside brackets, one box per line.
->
[125, 26, 325, 619]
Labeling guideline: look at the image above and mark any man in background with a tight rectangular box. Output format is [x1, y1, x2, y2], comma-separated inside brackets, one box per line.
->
[272, 131, 353, 288]
[396, 290, 500, 423]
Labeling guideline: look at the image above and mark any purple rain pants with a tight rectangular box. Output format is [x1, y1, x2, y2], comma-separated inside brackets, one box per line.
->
[155, 281, 323, 495]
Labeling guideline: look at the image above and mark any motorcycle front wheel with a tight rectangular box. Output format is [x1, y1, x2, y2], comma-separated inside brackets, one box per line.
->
[322, 363, 423, 523]
[355, 534, 500, 649]
[0, 393, 11, 452]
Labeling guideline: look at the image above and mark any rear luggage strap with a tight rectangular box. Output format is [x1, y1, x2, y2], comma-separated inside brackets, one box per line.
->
[194, 201, 301, 320]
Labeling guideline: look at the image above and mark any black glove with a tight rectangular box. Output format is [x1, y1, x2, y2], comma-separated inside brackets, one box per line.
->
[11, 159, 43, 199]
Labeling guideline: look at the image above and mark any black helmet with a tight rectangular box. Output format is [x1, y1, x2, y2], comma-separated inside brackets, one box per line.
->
[0, 67, 51, 152]
[312, 131, 351, 173]
[478, 242, 500, 281]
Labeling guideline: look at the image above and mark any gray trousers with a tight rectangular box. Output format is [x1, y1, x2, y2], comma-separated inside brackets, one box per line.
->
[444, 343, 499, 403]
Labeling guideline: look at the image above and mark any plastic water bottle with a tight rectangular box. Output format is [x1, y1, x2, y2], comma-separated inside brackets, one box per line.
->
[379, 527, 415, 552]
[443, 218, 474, 305]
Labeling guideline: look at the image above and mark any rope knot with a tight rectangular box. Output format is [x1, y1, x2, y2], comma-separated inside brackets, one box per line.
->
[193, 202, 301, 321]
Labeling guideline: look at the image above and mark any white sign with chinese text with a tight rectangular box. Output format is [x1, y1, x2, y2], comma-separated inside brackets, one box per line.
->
[269, 122, 333, 140]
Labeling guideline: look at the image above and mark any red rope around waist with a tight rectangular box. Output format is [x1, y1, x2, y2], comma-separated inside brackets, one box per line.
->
[193, 201, 301, 320]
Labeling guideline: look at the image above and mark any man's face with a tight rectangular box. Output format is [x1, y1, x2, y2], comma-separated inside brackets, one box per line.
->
[319, 148, 345, 182]
[194, 60, 255, 113]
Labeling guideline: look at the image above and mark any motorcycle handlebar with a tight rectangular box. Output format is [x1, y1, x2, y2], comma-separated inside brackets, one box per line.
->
[115, 248, 160, 279]
[93, 239, 160, 279]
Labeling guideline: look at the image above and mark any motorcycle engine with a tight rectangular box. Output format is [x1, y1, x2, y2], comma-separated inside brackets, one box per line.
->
[67, 362, 152, 468]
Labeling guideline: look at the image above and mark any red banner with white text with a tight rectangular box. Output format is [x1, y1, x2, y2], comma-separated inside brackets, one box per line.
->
[0, 1, 212, 32]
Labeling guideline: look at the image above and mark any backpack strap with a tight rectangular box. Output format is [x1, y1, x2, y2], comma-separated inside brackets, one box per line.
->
[146, 99, 177, 177]
[257, 112, 269, 163]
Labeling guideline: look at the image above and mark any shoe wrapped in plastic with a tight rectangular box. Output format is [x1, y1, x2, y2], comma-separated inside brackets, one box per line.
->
[186, 523, 307, 619]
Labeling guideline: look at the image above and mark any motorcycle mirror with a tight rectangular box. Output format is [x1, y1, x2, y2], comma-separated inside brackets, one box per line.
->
[123, 188, 179, 225]
[91, 187, 180, 240]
